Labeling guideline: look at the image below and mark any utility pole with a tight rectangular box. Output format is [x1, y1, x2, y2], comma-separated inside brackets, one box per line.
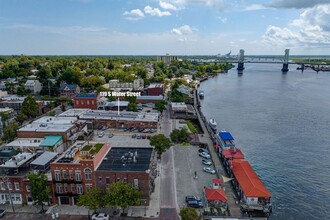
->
[2, 176, 15, 213]
[48, 81, 51, 97]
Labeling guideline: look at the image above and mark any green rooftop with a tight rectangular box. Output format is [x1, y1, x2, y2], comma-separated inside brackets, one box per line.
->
[40, 136, 63, 147]
[89, 143, 104, 155]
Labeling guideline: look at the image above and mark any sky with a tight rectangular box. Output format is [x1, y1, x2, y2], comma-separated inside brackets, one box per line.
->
[0, 0, 330, 55]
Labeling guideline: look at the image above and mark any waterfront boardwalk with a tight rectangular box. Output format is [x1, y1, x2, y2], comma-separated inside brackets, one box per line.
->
[194, 89, 242, 218]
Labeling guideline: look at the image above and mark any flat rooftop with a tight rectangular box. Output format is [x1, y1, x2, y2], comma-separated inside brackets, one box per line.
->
[97, 147, 153, 172]
[60, 109, 159, 122]
[18, 116, 80, 133]
[0, 152, 36, 168]
[6, 138, 44, 148]
[148, 84, 163, 89]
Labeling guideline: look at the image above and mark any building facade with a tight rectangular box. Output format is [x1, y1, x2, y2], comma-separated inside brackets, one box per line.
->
[59, 83, 80, 98]
[73, 94, 99, 110]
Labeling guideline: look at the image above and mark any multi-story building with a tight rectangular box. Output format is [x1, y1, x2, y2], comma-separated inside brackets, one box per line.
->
[73, 94, 99, 110]
[156, 54, 178, 63]
[17, 116, 86, 146]
[59, 83, 80, 98]
[109, 79, 144, 91]
[24, 75, 42, 94]
[136, 96, 164, 104]
[147, 84, 164, 96]
[95, 147, 156, 204]
[59, 109, 159, 130]
[50, 141, 110, 205]
[6, 136, 65, 153]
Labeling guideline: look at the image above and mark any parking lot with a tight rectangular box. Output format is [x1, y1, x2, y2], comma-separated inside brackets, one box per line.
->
[173, 145, 217, 209]
[92, 128, 155, 148]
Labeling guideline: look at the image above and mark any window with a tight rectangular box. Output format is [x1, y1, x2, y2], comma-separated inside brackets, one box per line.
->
[86, 184, 92, 192]
[106, 177, 110, 184]
[14, 182, 20, 190]
[56, 184, 63, 193]
[75, 171, 82, 181]
[69, 170, 74, 180]
[81, 101, 84, 105]
[26, 185, 30, 192]
[92, 100, 95, 105]
[87, 100, 90, 105]
[0, 182, 5, 190]
[62, 170, 67, 180]
[84, 168, 92, 180]
[76, 100, 79, 105]
[71, 184, 75, 192]
[7, 182, 12, 190]
[64, 184, 68, 193]
[76, 185, 83, 194]
[54, 171, 61, 181]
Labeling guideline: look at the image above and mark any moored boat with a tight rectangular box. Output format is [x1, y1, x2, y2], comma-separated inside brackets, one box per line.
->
[208, 118, 217, 131]
[199, 90, 204, 99]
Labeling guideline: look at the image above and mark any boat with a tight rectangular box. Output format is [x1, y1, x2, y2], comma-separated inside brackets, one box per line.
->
[208, 118, 217, 131]
[199, 90, 204, 99]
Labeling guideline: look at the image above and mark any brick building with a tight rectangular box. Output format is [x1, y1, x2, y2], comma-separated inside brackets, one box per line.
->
[50, 141, 110, 205]
[59, 83, 80, 98]
[147, 84, 164, 96]
[136, 96, 164, 104]
[73, 94, 99, 110]
[95, 147, 156, 204]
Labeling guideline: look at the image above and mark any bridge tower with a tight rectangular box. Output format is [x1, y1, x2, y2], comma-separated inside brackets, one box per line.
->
[237, 49, 245, 71]
[281, 49, 289, 72]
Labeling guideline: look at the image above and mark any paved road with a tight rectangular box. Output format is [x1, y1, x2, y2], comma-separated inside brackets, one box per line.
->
[159, 106, 179, 220]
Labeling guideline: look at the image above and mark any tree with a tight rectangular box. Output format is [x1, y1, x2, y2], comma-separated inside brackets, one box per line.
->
[27, 173, 50, 212]
[17, 86, 27, 96]
[106, 181, 141, 214]
[48, 110, 56, 116]
[180, 207, 199, 220]
[155, 100, 167, 113]
[21, 94, 39, 118]
[2, 122, 18, 142]
[77, 188, 106, 213]
[149, 134, 172, 158]
[16, 112, 27, 125]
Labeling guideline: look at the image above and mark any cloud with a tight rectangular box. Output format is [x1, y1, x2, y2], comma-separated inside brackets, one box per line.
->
[262, 4, 330, 47]
[159, 1, 178, 10]
[243, 4, 267, 11]
[217, 16, 227, 23]
[267, 0, 330, 9]
[167, 0, 227, 11]
[144, 6, 171, 16]
[123, 9, 145, 20]
[171, 25, 194, 35]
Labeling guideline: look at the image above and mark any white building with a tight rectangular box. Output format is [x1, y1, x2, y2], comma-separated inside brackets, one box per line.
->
[109, 79, 144, 91]
[24, 75, 42, 94]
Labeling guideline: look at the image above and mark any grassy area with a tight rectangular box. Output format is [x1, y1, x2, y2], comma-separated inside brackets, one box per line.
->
[82, 145, 92, 151]
[186, 120, 197, 134]
[90, 143, 104, 154]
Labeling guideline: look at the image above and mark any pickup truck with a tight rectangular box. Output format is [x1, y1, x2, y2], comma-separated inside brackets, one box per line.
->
[0, 209, 5, 218]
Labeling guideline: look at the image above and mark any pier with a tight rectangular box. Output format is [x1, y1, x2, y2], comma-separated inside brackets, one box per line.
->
[193, 89, 242, 217]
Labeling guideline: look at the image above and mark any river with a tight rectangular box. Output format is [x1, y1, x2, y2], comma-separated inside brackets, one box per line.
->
[199, 63, 330, 220]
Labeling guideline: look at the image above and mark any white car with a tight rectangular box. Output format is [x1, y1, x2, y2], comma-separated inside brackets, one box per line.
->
[199, 152, 211, 159]
[92, 213, 109, 220]
[98, 131, 104, 137]
[203, 167, 216, 174]
[202, 159, 212, 166]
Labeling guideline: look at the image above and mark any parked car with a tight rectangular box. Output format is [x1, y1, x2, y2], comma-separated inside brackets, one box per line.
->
[141, 134, 147, 139]
[138, 128, 145, 132]
[185, 195, 201, 202]
[179, 120, 186, 124]
[199, 143, 208, 149]
[149, 129, 155, 133]
[203, 167, 216, 174]
[97, 125, 103, 130]
[132, 134, 137, 138]
[102, 126, 108, 131]
[202, 159, 212, 166]
[92, 213, 109, 220]
[98, 131, 104, 137]
[146, 135, 151, 139]
[187, 200, 204, 208]
[136, 134, 141, 139]
[108, 132, 113, 138]
[198, 148, 209, 154]
[123, 128, 130, 132]
[199, 152, 210, 159]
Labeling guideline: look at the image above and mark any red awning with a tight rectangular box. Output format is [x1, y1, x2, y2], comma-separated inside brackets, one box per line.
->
[205, 188, 227, 202]
[212, 179, 223, 184]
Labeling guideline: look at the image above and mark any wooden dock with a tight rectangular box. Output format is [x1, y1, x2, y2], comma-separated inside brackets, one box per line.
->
[193, 89, 242, 218]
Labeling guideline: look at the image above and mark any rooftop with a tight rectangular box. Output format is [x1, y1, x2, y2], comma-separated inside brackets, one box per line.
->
[59, 109, 159, 122]
[40, 136, 63, 147]
[205, 188, 227, 202]
[18, 116, 79, 133]
[97, 147, 153, 172]
[75, 93, 98, 98]
[232, 159, 271, 198]
[31, 151, 58, 168]
[222, 149, 245, 160]
[0, 152, 36, 168]
[219, 131, 234, 141]
[137, 96, 164, 101]
[148, 83, 163, 89]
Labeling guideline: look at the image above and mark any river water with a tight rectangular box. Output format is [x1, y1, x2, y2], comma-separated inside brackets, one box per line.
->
[199, 63, 330, 220]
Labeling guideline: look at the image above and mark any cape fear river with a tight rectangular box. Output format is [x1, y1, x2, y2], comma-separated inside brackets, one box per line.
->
[199, 63, 330, 220]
